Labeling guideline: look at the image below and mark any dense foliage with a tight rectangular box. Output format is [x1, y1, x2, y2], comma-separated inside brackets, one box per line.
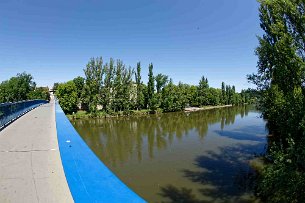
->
[56, 81, 78, 114]
[82, 57, 104, 113]
[0, 72, 50, 103]
[135, 62, 145, 110]
[27, 87, 50, 101]
[55, 57, 255, 115]
[248, 0, 305, 202]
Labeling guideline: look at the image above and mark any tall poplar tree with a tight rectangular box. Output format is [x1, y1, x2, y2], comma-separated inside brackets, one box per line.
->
[82, 57, 104, 113]
[102, 58, 115, 112]
[147, 63, 155, 109]
[135, 62, 144, 110]
[248, 0, 305, 202]
[221, 82, 226, 105]
[197, 76, 209, 106]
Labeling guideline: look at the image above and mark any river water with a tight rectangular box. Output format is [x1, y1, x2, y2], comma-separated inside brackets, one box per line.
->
[71, 106, 266, 203]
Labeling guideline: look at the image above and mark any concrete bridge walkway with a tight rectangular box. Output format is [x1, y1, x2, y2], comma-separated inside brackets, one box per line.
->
[0, 100, 73, 202]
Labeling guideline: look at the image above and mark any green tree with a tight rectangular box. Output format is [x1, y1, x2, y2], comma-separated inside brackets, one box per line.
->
[230, 85, 236, 105]
[121, 66, 133, 112]
[82, 57, 104, 113]
[176, 83, 197, 107]
[112, 60, 123, 112]
[240, 90, 246, 104]
[27, 87, 50, 101]
[53, 82, 59, 91]
[111, 60, 134, 112]
[0, 72, 36, 103]
[188, 85, 199, 107]
[147, 63, 155, 110]
[226, 85, 232, 105]
[221, 82, 226, 105]
[248, 0, 305, 202]
[47, 56, 249, 115]
[102, 58, 115, 112]
[249, 0, 305, 145]
[197, 76, 209, 106]
[73, 76, 85, 98]
[244, 88, 259, 104]
[142, 83, 149, 109]
[135, 62, 144, 110]
[206, 88, 221, 106]
[56, 81, 78, 114]
[155, 73, 169, 94]
[161, 79, 186, 112]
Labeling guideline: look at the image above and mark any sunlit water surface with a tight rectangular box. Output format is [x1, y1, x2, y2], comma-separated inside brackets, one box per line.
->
[71, 106, 266, 203]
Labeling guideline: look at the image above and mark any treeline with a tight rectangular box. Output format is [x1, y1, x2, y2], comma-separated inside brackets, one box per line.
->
[0, 72, 50, 103]
[249, 0, 305, 202]
[55, 57, 257, 114]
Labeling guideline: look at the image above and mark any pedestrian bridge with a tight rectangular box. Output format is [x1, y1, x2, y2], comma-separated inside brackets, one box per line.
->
[0, 99, 145, 203]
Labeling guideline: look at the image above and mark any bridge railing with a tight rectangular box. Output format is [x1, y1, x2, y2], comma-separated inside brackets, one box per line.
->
[0, 100, 49, 130]
[55, 101, 146, 202]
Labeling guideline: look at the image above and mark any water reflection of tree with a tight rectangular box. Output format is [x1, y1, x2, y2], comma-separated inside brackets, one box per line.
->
[159, 142, 265, 203]
[159, 185, 206, 203]
[72, 106, 252, 167]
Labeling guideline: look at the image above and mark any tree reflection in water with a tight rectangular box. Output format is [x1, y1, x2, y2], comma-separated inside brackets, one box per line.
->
[72, 106, 252, 166]
[72, 105, 265, 202]
[159, 130, 266, 202]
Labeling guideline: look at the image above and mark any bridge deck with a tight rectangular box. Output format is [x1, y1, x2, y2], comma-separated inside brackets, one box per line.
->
[0, 100, 73, 203]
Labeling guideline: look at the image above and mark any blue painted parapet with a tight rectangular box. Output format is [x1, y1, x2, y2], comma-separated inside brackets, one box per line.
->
[0, 100, 49, 130]
[55, 101, 146, 203]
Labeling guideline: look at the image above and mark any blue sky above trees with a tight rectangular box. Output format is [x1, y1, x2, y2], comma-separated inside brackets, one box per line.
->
[0, 0, 261, 92]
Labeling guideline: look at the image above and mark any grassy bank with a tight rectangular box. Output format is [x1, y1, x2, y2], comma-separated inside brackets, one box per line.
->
[67, 105, 238, 120]
[67, 109, 160, 119]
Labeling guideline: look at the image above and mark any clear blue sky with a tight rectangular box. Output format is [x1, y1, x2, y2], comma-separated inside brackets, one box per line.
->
[0, 0, 261, 92]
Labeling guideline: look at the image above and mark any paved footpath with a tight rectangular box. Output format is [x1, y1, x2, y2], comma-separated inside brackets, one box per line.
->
[0, 100, 73, 203]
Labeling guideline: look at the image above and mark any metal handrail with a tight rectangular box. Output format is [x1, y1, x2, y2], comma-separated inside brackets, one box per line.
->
[0, 100, 49, 130]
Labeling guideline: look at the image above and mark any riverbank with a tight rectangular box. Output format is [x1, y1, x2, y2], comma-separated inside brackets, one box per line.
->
[67, 109, 155, 120]
[185, 105, 233, 112]
[67, 105, 238, 120]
